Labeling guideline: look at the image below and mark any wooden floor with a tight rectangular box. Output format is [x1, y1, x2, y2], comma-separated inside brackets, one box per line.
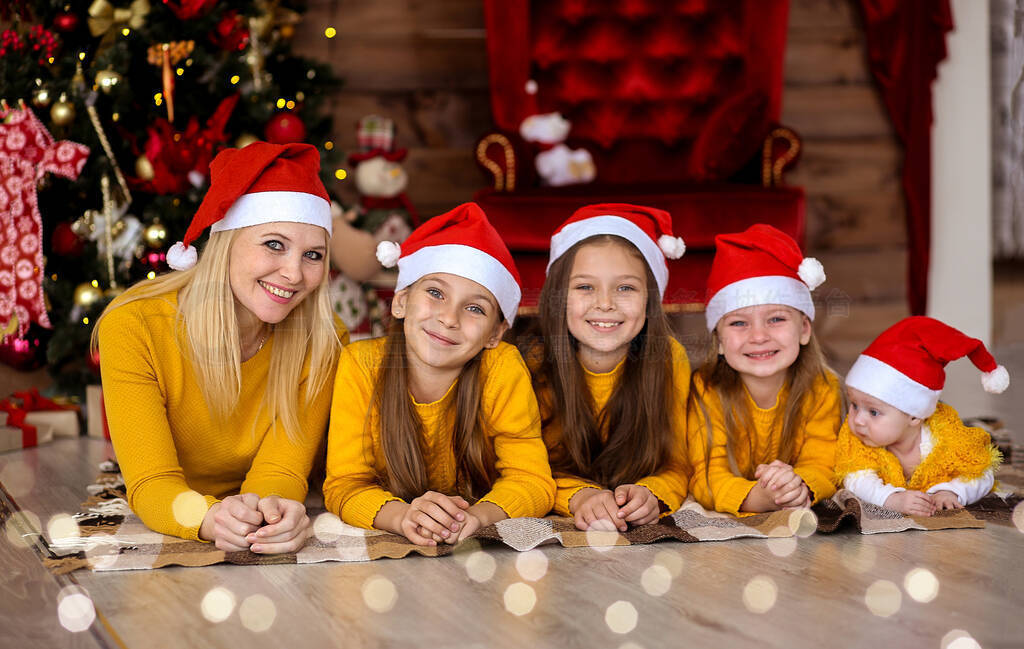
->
[2, 347, 1023, 648]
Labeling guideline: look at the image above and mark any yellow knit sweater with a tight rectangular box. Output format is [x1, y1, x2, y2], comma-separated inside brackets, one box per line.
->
[97, 290, 347, 541]
[323, 337, 556, 529]
[533, 338, 692, 517]
[834, 401, 1001, 491]
[687, 370, 841, 516]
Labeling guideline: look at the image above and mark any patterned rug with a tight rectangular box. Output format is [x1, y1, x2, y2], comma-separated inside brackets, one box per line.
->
[38, 464, 1021, 574]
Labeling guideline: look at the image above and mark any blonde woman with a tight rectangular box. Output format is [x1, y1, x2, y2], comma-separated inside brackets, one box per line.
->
[93, 142, 346, 553]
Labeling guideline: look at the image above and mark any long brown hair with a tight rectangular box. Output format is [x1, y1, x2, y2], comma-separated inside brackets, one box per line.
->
[534, 235, 675, 488]
[373, 310, 499, 502]
[688, 320, 832, 479]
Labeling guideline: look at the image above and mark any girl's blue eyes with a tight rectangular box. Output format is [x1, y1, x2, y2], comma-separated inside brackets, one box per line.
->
[426, 287, 442, 298]
[425, 287, 486, 315]
[573, 284, 636, 291]
[263, 240, 323, 261]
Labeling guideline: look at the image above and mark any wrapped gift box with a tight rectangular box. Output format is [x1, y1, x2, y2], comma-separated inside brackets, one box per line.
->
[0, 421, 53, 452]
[86, 385, 110, 440]
[25, 410, 80, 438]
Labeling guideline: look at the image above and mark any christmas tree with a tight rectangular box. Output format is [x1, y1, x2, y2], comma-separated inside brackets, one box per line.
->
[0, 0, 342, 394]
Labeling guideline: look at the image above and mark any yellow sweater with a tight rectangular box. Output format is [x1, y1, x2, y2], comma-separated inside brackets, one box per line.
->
[97, 290, 347, 541]
[534, 338, 692, 517]
[323, 337, 555, 529]
[687, 370, 841, 516]
[834, 401, 1001, 492]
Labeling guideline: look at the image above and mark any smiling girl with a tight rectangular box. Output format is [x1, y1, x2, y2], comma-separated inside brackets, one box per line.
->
[687, 224, 842, 516]
[93, 142, 344, 551]
[323, 203, 554, 546]
[528, 204, 692, 532]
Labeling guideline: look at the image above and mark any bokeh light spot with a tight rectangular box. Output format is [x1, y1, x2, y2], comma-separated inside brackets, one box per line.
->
[653, 550, 683, 577]
[0, 461, 36, 498]
[942, 630, 981, 649]
[172, 491, 208, 528]
[1012, 500, 1024, 533]
[865, 580, 901, 617]
[47, 513, 80, 542]
[503, 583, 536, 616]
[201, 587, 236, 623]
[766, 528, 797, 557]
[904, 567, 939, 603]
[451, 538, 481, 563]
[324, 27, 337, 38]
[742, 576, 777, 614]
[585, 518, 620, 552]
[641, 564, 672, 596]
[5, 510, 41, 548]
[515, 549, 549, 582]
[312, 512, 345, 543]
[605, 601, 638, 634]
[788, 508, 817, 537]
[335, 169, 347, 180]
[57, 586, 95, 632]
[239, 594, 276, 632]
[465, 550, 496, 583]
[361, 576, 397, 613]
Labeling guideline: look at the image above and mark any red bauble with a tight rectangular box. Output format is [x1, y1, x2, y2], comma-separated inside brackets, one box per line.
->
[51, 221, 84, 257]
[52, 11, 80, 33]
[0, 336, 45, 372]
[264, 112, 307, 144]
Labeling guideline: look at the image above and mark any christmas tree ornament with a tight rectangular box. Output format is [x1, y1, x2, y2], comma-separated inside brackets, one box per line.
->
[73, 282, 103, 308]
[135, 154, 155, 180]
[0, 106, 89, 336]
[235, 133, 259, 148]
[146, 41, 194, 122]
[94, 69, 123, 94]
[50, 94, 75, 126]
[210, 10, 249, 51]
[88, 0, 150, 48]
[265, 111, 306, 144]
[51, 221, 85, 257]
[164, 0, 217, 20]
[143, 220, 167, 248]
[53, 10, 81, 33]
[85, 103, 132, 203]
[31, 82, 51, 108]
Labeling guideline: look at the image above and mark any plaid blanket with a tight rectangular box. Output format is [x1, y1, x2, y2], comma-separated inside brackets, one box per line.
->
[38, 466, 1019, 574]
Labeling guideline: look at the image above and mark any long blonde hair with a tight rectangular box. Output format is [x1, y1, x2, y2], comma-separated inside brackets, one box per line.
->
[532, 235, 675, 488]
[90, 228, 340, 435]
[688, 320, 833, 479]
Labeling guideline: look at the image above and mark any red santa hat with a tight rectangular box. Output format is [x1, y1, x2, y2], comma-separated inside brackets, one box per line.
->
[704, 224, 825, 330]
[167, 141, 332, 271]
[845, 316, 1010, 419]
[376, 202, 522, 325]
[547, 203, 685, 298]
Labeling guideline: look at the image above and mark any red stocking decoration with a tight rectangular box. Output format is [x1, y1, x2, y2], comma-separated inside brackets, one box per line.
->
[0, 106, 90, 335]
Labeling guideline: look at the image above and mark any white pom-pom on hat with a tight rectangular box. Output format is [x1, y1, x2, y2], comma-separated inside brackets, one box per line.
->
[658, 235, 685, 259]
[166, 242, 198, 271]
[376, 240, 401, 268]
[798, 257, 826, 290]
[981, 365, 1010, 394]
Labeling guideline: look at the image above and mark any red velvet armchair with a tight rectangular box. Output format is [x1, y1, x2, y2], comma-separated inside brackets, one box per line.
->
[473, 0, 804, 311]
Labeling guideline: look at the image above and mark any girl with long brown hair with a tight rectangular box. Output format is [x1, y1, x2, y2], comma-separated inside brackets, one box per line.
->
[686, 224, 842, 516]
[530, 203, 692, 532]
[323, 203, 554, 546]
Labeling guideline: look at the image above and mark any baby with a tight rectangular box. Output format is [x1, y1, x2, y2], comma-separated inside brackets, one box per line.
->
[835, 317, 1007, 516]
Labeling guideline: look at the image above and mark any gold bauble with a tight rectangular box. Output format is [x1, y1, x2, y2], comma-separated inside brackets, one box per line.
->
[50, 94, 76, 126]
[278, 24, 295, 39]
[32, 86, 52, 108]
[94, 69, 123, 94]
[135, 155, 155, 181]
[73, 283, 103, 308]
[235, 133, 259, 148]
[143, 221, 167, 248]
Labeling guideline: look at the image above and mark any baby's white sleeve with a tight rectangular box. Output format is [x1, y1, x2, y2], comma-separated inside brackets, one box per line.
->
[843, 470, 905, 508]
[926, 470, 995, 506]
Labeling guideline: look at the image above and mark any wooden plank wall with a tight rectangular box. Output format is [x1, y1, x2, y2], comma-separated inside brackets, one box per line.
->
[292, 0, 907, 305]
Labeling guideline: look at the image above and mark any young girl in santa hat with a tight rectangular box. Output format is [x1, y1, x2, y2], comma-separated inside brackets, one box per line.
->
[528, 203, 692, 532]
[835, 317, 1007, 515]
[323, 203, 555, 546]
[687, 224, 842, 516]
[93, 142, 345, 551]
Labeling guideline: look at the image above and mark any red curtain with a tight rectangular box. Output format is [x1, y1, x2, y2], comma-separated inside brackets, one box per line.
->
[858, 0, 953, 315]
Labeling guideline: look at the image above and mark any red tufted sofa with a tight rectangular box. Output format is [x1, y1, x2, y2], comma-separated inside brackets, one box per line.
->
[473, 0, 804, 312]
